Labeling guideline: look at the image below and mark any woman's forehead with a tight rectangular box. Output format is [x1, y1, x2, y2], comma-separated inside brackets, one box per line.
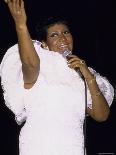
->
[47, 23, 69, 32]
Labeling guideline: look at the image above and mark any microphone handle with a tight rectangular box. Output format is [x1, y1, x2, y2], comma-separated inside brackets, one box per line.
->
[75, 67, 85, 80]
[63, 51, 85, 80]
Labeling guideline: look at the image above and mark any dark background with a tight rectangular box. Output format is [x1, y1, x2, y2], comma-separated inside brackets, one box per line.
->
[0, 0, 116, 154]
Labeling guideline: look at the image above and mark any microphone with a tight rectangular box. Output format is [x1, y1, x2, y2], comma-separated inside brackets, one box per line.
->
[63, 50, 86, 155]
[62, 49, 85, 80]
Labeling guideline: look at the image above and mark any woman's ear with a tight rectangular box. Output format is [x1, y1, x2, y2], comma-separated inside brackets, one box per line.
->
[41, 42, 49, 50]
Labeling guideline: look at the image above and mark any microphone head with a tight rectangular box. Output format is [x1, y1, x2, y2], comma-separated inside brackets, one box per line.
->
[62, 49, 72, 58]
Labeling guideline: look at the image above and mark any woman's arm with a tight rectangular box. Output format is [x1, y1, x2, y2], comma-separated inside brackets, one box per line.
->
[5, 0, 40, 89]
[68, 55, 111, 122]
[85, 71, 110, 122]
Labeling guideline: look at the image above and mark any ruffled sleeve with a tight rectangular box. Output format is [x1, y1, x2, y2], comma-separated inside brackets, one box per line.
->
[87, 67, 114, 109]
[0, 44, 27, 125]
[0, 41, 42, 125]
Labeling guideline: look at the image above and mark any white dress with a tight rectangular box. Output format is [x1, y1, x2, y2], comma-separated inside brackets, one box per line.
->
[0, 40, 114, 155]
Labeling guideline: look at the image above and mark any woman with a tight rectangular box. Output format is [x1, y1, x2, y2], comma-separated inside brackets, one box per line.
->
[0, 0, 114, 155]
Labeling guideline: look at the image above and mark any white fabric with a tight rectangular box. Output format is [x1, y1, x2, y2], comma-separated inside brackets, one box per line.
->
[0, 40, 114, 155]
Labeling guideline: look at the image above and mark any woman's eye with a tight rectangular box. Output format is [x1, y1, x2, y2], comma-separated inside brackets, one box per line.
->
[50, 33, 58, 38]
[64, 31, 70, 35]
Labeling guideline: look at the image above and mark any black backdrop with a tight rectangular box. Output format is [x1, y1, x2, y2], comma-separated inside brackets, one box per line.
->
[0, 0, 116, 154]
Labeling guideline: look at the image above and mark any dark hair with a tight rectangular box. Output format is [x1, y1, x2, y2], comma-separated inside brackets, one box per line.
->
[35, 16, 72, 42]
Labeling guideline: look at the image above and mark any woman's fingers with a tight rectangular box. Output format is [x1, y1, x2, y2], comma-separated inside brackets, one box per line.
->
[16, 0, 20, 11]
[68, 55, 81, 64]
[4, 0, 22, 11]
[4, 0, 27, 25]
[20, 0, 24, 9]
[68, 61, 81, 69]
[4, 0, 10, 3]
[67, 55, 86, 69]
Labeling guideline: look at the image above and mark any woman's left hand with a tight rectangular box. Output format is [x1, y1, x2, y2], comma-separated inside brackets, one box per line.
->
[67, 55, 93, 79]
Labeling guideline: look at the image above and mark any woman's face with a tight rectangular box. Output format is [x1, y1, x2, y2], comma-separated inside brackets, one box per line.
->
[45, 23, 73, 54]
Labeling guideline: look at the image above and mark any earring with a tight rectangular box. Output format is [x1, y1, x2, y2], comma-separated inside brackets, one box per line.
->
[41, 42, 49, 50]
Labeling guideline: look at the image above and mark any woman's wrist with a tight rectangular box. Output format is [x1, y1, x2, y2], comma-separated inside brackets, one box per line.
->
[88, 76, 96, 85]
[83, 67, 94, 80]
[15, 23, 27, 31]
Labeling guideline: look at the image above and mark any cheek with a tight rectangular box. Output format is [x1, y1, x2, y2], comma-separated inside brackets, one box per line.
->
[69, 36, 73, 43]
[68, 37, 73, 46]
[47, 40, 57, 51]
[68, 38, 73, 51]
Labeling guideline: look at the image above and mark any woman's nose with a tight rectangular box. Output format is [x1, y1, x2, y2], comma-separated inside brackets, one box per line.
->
[59, 34, 67, 41]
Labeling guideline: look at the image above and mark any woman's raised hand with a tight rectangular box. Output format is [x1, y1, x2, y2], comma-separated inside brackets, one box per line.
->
[4, 0, 27, 28]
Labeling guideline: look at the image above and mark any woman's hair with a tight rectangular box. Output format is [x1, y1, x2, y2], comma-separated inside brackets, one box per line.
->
[35, 16, 72, 42]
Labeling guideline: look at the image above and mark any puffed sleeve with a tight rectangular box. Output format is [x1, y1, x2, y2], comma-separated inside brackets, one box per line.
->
[87, 67, 114, 109]
[0, 44, 27, 125]
[0, 41, 42, 125]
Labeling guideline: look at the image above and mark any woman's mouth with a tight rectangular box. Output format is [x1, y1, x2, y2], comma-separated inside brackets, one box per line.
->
[59, 44, 69, 51]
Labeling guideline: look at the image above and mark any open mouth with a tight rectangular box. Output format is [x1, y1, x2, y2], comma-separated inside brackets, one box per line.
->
[60, 44, 68, 48]
[59, 44, 69, 52]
